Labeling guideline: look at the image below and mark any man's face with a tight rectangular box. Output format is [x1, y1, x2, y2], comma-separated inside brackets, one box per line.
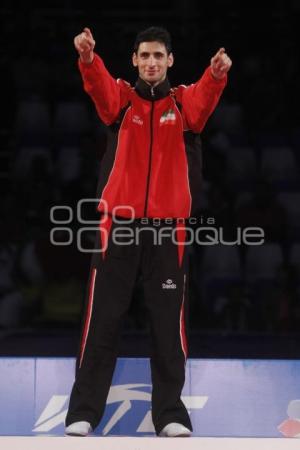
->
[132, 41, 174, 86]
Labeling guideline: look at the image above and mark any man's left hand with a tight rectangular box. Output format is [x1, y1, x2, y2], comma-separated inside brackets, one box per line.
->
[210, 48, 232, 79]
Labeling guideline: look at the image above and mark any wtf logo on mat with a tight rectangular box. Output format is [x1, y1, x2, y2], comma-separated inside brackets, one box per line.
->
[33, 384, 208, 435]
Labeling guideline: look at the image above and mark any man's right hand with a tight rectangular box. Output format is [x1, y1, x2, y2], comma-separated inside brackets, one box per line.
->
[74, 27, 95, 64]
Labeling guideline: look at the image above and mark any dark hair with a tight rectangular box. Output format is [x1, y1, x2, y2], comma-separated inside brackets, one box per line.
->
[133, 26, 172, 54]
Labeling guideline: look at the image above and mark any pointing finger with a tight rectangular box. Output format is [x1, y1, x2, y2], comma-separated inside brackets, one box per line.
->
[84, 27, 93, 38]
[212, 50, 225, 64]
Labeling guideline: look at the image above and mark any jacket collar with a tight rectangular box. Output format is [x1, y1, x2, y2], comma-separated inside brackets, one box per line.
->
[135, 77, 171, 101]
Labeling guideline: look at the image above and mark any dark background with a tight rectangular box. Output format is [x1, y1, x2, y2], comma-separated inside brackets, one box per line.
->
[0, 0, 299, 357]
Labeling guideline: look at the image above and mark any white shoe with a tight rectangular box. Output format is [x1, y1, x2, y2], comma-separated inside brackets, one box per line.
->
[159, 422, 191, 437]
[65, 421, 92, 436]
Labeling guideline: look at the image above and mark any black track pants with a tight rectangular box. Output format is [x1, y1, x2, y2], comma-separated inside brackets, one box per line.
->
[65, 219, 192, 435]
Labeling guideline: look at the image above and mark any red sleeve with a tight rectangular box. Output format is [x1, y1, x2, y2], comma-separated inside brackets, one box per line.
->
[176, 67, 227, 133]
[78, 53, 130, 125]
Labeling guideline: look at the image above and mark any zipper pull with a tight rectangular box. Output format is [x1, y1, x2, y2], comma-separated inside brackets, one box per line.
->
[150, 86, 155, 97]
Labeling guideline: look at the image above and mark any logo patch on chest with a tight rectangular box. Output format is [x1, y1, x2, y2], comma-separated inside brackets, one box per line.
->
[160, 109, 176, 125]
[132, 115, 143, 125]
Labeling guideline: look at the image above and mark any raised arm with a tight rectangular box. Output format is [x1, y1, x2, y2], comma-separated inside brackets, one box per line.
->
[74, 27, 130, 125]
[179, 47, 232, 132]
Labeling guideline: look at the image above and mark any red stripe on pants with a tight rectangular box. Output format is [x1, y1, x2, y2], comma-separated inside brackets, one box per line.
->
[79, 268, 97, 368]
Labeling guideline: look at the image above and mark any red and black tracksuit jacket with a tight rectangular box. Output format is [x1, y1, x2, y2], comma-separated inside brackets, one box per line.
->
[65, 54, 227, 434]
[78, 53, 227, 219]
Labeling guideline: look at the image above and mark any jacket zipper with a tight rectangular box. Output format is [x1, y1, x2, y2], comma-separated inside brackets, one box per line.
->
[144, 97, 154, 216]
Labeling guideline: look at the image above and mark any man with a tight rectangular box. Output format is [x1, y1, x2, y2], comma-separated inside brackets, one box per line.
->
[65, 26, 232, 437]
